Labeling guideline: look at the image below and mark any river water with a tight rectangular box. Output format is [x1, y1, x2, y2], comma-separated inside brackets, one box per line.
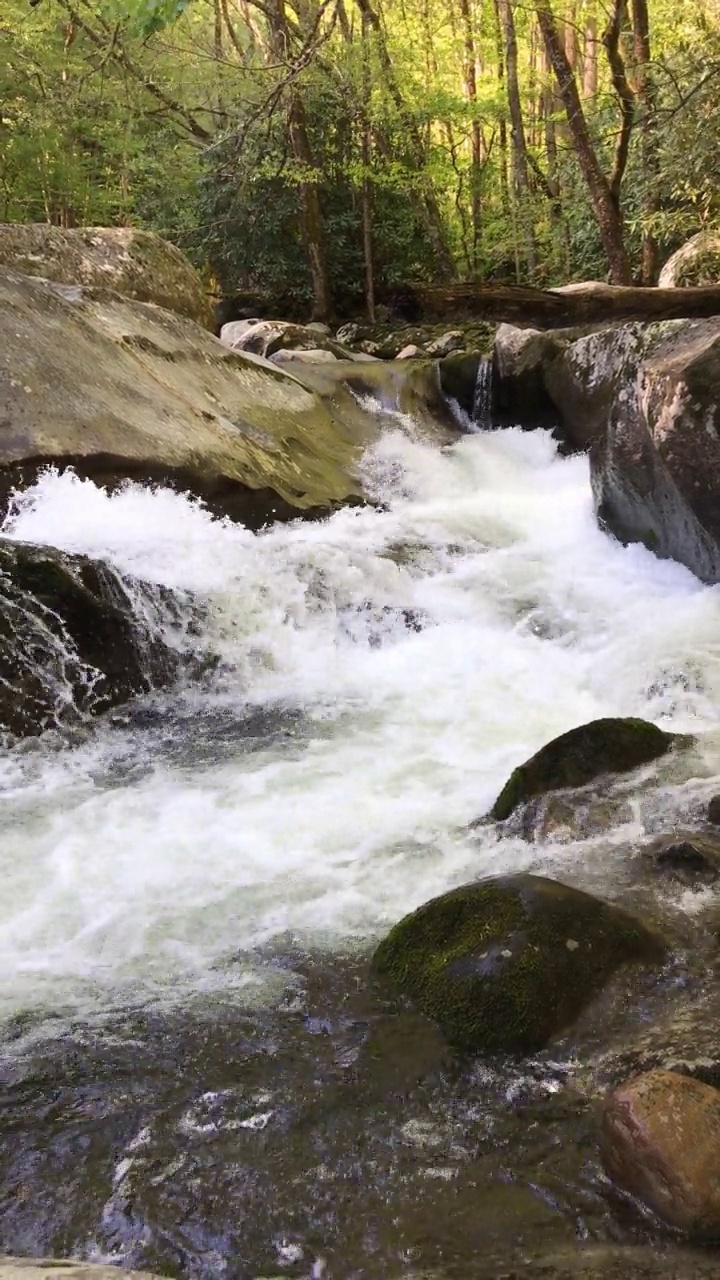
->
[0, 423, 719, 1276]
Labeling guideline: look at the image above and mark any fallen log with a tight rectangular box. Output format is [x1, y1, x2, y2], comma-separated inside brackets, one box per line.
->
[395, 280, 720, 329]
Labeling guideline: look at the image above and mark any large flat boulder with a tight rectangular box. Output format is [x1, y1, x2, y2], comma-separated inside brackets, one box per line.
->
[0, 225, 213, 329]
[0, 269, 377, 525]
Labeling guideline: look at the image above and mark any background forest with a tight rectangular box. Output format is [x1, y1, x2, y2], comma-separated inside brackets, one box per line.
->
[2, 0, 719, 319]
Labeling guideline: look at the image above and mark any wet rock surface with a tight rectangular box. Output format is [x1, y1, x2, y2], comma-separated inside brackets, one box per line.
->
[0, 960, 666, 1280]
[489, 717, 681, 823]
[602, 1070, 720, 1236]
[371, 874, 665, 1054]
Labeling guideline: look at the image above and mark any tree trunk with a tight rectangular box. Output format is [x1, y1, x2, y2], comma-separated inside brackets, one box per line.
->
[583, 6, 598, 98]
[354, 0, 456, 278]
[535, 2, 631, 283]
[457, 0, 483, 269]
[287, 93, 334, 320]
[266, 0, 333, 319]
[397, 280, 720, 328]
[497, 0, 537, 279]
[361, 9, 375, 321]
[631, 0, 659, 283]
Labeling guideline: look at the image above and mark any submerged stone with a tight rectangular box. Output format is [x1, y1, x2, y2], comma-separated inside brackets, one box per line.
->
[644, 832, 720, 887]
[371, 873, 664, 1055]
[490, 717, 681, 822]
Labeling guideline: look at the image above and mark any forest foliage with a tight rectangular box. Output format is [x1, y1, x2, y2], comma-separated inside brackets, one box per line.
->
[2, 0, 720, 318]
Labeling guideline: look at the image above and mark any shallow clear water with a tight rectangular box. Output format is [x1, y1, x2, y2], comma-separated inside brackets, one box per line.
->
[1, 426, 720, 1276]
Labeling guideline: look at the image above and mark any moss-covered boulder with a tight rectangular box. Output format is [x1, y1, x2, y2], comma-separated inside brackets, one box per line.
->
[0, 224, 213, 328]
[371, 874, 664, 1055]
[659, 231, 720, 288]
[490, 717, 681, 822]
[0, 538, 178, 738]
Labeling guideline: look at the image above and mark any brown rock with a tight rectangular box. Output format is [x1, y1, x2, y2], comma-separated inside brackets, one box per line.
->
[708, 795, 720, 826]
[602, 1069, 720, 1235]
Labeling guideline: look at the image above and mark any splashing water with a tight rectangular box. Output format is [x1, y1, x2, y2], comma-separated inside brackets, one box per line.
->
[0, 427, 719, 1027]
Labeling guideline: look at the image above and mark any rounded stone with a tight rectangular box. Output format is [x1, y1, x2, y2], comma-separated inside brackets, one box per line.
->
[489, 717, 682, 822]
[371, 873, 665, 1055]
[602, 1069, 720, 1235]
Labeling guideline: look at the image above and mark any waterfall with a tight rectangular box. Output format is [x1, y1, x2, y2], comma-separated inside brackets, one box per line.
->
[472, 356, 494, 428]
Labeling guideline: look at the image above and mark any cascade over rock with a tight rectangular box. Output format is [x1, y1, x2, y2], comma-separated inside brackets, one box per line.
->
[0, 224, 214, 329]
[0, 538, 179, 738]
[492, 317, 720, 583]
[0, 268, 381, 524]
[371, 873, 665, 1055]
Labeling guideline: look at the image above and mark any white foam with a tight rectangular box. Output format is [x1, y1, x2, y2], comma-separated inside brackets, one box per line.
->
[0, 430, 719, 1022]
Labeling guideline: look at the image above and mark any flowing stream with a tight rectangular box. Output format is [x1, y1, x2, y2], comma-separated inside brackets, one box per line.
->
[1, 422, 720, 1276]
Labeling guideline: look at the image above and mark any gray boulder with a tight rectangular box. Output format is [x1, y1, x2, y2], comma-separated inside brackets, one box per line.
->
[659, 231, 720, 287]
[219, 318, 261, 346]
[425, 330, 465, 357]
[226, 319, 361, 362]
[269, 347, 339, 365]
[589, 318, 720, 583]
[0, 224, 213, 328]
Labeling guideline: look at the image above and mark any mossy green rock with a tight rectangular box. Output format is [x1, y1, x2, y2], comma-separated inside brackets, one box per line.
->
[371, 873, 665, 1054]
[490, 717, 680, 822]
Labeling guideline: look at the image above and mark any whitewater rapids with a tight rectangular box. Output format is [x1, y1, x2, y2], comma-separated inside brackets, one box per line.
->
[0, 425, 719, 1030]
